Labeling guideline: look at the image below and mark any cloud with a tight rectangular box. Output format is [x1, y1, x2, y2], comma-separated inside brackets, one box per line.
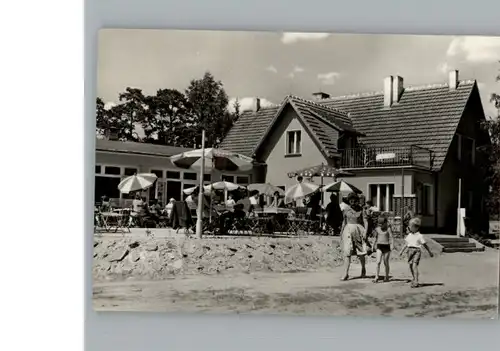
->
[437, 62, 451, 74]
[281, 32, 330, 44]
[287, 65, 305, 79]
[228, 97, 275, 113]
[317, 72, 340, 85]
[265, 65, 278, 73]
[446, 36, 500, 63]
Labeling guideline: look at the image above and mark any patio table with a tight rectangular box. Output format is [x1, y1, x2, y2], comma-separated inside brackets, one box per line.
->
[99, 212, 130, 233]
[253, 207, 295, 234]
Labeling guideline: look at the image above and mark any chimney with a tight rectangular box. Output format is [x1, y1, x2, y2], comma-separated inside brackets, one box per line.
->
[449, 70, 459, 90]
[392, 75, 404, 103]
[312, 91, 331, 100]
[255, 97, 261, 112]
[384, 76, 394, 107]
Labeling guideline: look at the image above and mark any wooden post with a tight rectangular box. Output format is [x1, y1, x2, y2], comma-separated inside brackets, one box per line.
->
[196, 130, 205, 239]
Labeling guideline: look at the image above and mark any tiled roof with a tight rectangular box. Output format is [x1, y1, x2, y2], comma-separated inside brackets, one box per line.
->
[321, 80, 476, 170]
[220, 79, 479, 171]
[220, 95, 359, 158]
[96, 138, 192, 157]
[220, 106, 279, 156]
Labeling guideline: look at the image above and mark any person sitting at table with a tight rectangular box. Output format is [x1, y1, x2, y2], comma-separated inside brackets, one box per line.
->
[100, 195, 110, 212]
[149, 199, 162, 222]
[225, 194, 236, 209]
[249, 190, 259, 206]
[191, 188, 212, 218]
[270, 191, 285, 208]
[129, 193, 144, 226]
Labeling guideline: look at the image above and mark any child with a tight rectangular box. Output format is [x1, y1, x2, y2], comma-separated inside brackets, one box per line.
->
[399, 217, 434, 288]
[372, 216, 394, 283]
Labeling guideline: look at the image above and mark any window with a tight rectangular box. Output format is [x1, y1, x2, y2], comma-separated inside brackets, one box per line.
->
[368, 183, 395, 212]
[104, 166, 121, 175]
[286, 130, 301, 155]
[222, 175, 234, 183]
[422, 184, 434, 215]
[151, 169, 163, 179]
[457, 134, 476, 165]
[166, 171, 180, 179]
[124, 168, 137, 176]
[95, 165, 101, 174]
[417, 183, 434, 215]
[236, 176, 249, 185]
[203, 174, 211, 182]
[183, 172, 197, 181]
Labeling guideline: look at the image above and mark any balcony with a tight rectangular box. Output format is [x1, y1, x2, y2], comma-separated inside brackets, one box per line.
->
[339, 145, 433, 170]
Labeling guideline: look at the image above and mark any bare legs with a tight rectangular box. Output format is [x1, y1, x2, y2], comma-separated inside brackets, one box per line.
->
[342, 255, 366, 281]
[342, 256, 351, 280]
[383, 252, 390, 282]
[373, 249, 382, 282]
[410, 263, 419, 287]
[373, 250, 391, 283]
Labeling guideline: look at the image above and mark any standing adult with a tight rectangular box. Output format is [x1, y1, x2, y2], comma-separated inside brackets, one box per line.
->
[340, 192, 370, 281]
[326, 192, 343, 235]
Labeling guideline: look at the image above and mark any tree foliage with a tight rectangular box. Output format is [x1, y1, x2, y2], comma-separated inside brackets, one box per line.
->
[185, 72, 231, 147]
[481, 62, 500, 217]
[95, 72, 238, 148]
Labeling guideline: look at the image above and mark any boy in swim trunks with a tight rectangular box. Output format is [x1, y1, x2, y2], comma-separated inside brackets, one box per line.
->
[372, 216, 394, 283]
[399, 217, 434, 288]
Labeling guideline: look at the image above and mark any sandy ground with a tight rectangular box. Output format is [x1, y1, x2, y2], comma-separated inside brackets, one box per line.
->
[93, 249, 499, 319]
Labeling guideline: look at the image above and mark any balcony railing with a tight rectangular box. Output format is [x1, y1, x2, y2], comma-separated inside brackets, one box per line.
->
[340, 145, 433, 169]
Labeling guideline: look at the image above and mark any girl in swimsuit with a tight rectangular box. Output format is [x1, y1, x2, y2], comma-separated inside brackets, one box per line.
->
[372, 216, 394, 283]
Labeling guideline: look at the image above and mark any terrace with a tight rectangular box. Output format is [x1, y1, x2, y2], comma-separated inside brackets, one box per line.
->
[339, 145, 433, 170]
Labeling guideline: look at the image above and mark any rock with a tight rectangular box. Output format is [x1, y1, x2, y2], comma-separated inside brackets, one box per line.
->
[228, 247, 238, 253]
[129, 241, 140, 249]
[109, 249, 129, 262]
[172, 259, 184, 270]
[94, 241, 100, 247]
[129, 252, 140, 262]
[93, 253, 97, 258]
[145, 244, 158, 252]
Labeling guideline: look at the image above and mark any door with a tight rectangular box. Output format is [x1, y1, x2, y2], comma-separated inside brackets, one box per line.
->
[166, 181, 182, 201]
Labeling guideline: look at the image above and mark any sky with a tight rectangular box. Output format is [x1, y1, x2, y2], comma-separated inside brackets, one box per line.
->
[97, 29, 500, 118]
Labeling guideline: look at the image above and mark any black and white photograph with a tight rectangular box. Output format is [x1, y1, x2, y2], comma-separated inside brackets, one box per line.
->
[92, 29, 499, 319]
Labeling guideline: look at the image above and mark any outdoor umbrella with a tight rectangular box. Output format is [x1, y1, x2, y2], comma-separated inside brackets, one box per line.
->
[170, 146, 254, 227]
[118, 173, 158, 194]
[247, 183, 285, 197]
[204, 181, 240, 191]
[284, 181, 320, 204]
[288, 164, 352, 227]
[171, 148, 254, 172]
[183, 185, 211, 195]
[322, 180, 362, 194]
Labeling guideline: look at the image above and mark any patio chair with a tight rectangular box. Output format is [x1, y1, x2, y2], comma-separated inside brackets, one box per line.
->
[229, 212, 253, 235]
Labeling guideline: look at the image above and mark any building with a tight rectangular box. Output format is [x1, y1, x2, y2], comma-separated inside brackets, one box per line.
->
[220, 70, 491, 233]
[94, 138, 255, 206]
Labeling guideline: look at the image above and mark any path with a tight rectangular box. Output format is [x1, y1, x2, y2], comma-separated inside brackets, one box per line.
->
[93, 250, 499, 319]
